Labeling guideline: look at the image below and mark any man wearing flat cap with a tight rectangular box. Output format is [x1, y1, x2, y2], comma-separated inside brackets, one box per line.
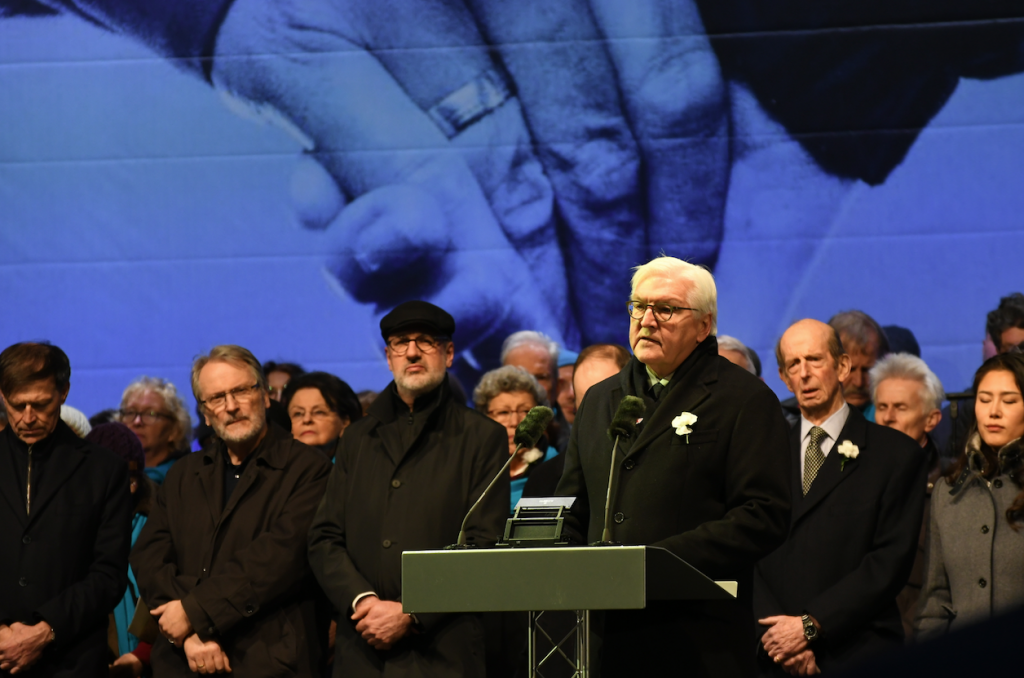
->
[309, 300, 509, 678]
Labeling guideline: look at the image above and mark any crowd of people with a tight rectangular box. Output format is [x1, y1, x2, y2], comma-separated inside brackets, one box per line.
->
[1, 263, 1023, 678]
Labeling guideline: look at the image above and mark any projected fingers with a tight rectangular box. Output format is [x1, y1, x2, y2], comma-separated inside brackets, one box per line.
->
[211, 0, 564, 349]
[465, 0, 647, 345]
[587, 0, 728, 268]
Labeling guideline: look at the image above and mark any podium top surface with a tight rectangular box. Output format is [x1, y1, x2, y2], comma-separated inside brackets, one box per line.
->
[402, 545, 736, 614]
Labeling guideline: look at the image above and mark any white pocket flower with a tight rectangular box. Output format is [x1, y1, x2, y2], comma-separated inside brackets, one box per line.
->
[672, 412, 698, 436]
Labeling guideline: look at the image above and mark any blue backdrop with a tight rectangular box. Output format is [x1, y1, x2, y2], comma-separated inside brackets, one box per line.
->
[1, 1, 1023, 421]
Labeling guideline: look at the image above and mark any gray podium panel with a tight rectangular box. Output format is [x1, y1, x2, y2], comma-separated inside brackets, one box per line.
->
[403, 546, 647, 613]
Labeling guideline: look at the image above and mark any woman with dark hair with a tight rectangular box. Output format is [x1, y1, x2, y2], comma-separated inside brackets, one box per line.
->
[282, 371, 362, 459]
[915, 352, 1024, 639]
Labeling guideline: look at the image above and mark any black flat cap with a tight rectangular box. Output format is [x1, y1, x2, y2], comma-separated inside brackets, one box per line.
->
[380, 301, 455, 340]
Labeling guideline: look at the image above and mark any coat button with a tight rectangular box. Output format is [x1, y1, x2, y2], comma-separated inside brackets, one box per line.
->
[383, 539, 392, 548]
[391, 479, 402, 488]
[245, 605, 255, 615]
[979, 578, 988, 588]
[22, 535, 31, 544]
[18, 577, 28, 587]
[613, 512, 625, 524]
[981, 525, 990, 534]
[994, 479, 1003, 489]
[623, 459, 635, 470]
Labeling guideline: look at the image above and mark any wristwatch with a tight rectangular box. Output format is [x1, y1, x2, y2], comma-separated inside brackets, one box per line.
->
[801, 614, 818, 642]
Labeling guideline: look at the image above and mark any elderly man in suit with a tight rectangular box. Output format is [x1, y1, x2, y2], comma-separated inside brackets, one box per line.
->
[754, 320, 927, 676]
[0, 342, 132, 677]
[556, 256, 792, 678]
[131, 345, 332, 676]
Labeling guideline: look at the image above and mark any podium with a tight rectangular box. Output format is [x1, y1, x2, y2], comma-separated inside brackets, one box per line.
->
[403, 546, 736, 677]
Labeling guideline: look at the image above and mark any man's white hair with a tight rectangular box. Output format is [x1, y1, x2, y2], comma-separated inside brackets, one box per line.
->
[869, 352, 945, 413]
[630, 256, 718, 335]
[500, 331, 559, 366]
[717, 335, 756, 375]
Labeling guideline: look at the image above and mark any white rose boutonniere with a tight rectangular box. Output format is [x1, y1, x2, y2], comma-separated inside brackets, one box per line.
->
[672, 412, 698, 442]
[837, 440, 859, 471]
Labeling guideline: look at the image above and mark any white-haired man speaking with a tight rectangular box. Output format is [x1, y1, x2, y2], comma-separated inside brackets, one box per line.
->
[556, 256, 791, 678]
[870, 353, 946, 638]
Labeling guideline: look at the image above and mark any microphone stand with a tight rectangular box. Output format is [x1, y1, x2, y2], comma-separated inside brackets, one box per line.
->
[451, 442, 525, 548]
[596, 435, 624, 546]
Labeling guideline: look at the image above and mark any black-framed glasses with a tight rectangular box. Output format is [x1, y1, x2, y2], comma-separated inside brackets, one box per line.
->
[487, 407, 532, 423]
[386, 335, 449, 356]
[199, 383, 261, 411]
[119, 409, 173, 425]
[627, 301, 696, 322]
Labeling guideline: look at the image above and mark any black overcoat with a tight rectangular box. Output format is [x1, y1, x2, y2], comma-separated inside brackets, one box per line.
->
[308, 380, 509, 678]
[130, 424, 332, 677]
[753, 407, 927, 673]
[556, 338, 792, 677]
[0, 421, 132, 677]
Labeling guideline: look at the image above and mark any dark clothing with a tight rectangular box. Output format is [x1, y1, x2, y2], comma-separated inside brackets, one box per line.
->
[521, 451, 565, 499]
[556, 339, 792, 677]
[222, 446, 254, 508]
[753, 408, 927, 674]
[131, 423, 332, 677]
[308, 380, 509, 678]
[0, 421, 132, 677]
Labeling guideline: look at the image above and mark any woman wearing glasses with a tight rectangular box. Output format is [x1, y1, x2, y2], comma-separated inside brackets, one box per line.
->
[473, 365, 557, 513]
[118, 377, 193, 484]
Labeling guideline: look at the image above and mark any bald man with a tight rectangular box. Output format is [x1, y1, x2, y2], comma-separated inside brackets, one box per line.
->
[754, 320, 925, 676]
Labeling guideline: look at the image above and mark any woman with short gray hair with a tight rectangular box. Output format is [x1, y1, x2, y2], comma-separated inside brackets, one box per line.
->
[473, 365, 555, 512]
[118, 376, 192, 484]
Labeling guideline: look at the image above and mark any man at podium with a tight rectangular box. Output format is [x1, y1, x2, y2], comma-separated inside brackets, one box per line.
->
[556, 256, 791, 677]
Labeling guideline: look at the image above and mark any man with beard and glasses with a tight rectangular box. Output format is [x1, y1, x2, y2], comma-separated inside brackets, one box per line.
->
[308, 300, 508, 678]
[131, 345, 332, 676]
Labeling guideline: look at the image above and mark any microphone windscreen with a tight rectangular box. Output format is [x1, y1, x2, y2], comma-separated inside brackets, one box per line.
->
[607, 396, 646, 440]
[513, 406, 555, 448]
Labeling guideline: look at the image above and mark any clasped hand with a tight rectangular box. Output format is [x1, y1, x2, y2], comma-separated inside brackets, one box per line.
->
[150, 599, 193, 646]
[758, 615, 820, 676]
[183, 634, 232, 674]
[351, 596, 414, 651]
[0, 621, 52, 674]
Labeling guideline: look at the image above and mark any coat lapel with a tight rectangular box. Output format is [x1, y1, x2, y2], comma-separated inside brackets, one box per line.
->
[27, 433, 87, 524]
[0, 436, 27, 526]
[197, 450, 223, 526]
[626, 350, 717, 459]
[792, 407, 867, 524]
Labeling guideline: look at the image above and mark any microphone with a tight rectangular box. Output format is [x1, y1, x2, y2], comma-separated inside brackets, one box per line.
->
[598, 396, 645, 545]
[452, 406, 554, 548]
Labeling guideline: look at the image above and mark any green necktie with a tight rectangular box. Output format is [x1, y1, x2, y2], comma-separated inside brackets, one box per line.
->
[803, 426, 827, 496]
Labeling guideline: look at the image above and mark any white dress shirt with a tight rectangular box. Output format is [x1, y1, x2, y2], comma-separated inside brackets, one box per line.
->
[799, 403, 850, 478]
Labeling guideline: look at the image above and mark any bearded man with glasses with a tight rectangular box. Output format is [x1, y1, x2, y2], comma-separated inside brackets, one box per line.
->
[308, 300, 508, 678]
[555, 256, 792, 678]
[131, 344, 332, 677]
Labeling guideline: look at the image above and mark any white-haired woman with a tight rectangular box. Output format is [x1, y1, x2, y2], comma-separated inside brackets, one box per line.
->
[474, 365, 558, 513]
[118, 376, 192, 484]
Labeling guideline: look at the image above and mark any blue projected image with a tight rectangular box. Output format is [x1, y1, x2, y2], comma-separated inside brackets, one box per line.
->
[1, 0, 1023, 422]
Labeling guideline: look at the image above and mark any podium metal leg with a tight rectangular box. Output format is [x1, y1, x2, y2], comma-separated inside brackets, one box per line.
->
[527, 609, 591, 678]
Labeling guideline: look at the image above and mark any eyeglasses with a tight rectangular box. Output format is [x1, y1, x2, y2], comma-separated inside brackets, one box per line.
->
[627, 300, 697, 322]
[119, 409, 173, 425]
[386, 335, 448, 355]
[199, 383, 261, 411]
[487, 407, 532, 423]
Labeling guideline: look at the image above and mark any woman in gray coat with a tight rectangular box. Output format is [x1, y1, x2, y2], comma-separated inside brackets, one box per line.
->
[915, 352, 1024, 639]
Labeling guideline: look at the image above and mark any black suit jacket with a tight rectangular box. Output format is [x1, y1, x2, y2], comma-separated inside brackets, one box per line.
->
[0, 421, 132, 677]
[753, 407, 927, 673]
[556, 338, 791, 676]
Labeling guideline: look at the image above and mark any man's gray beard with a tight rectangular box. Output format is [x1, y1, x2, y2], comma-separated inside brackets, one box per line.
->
[214, 414, 266, 445]
[395, 370, 446, 401]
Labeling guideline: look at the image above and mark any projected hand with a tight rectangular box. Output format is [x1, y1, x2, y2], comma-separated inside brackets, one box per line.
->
[211, 0, 568, 353]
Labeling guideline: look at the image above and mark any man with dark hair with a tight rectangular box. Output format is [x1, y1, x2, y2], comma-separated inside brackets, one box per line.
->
[985, 292, 1024, 354]
[828, 310, 890, 417]
[308, 300, 508, 678]
[131, 344, 333, 676]
[755, 320, 925, 674]
[0, 342, 132, 677]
